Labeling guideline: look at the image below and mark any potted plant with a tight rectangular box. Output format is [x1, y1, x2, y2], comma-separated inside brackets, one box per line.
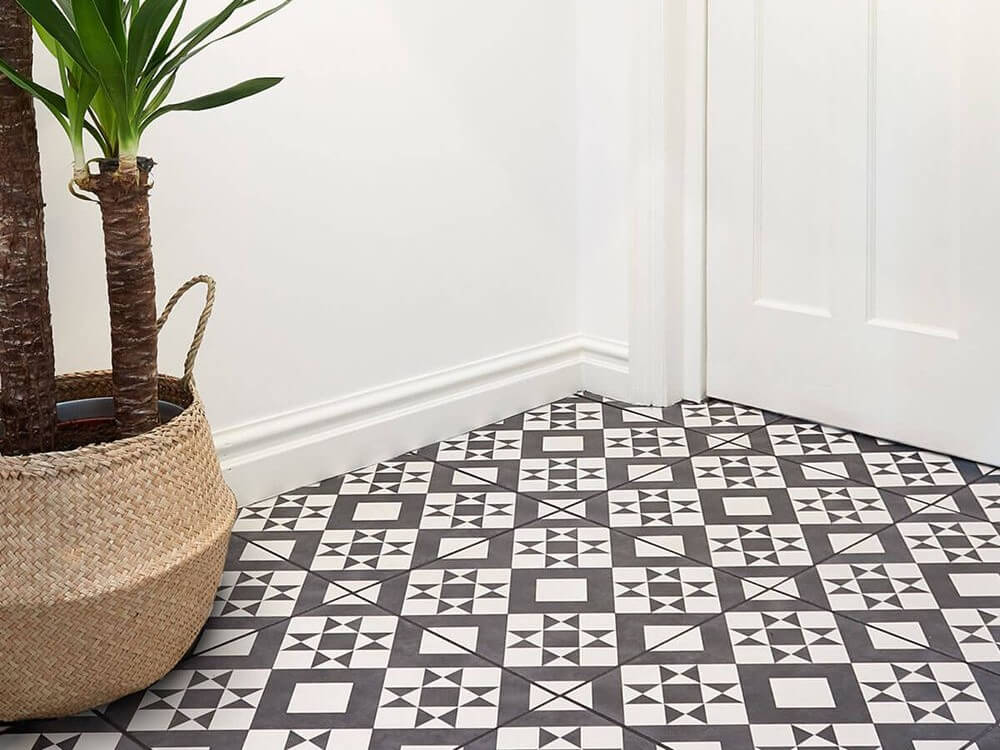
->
[0, 0, 291, 720]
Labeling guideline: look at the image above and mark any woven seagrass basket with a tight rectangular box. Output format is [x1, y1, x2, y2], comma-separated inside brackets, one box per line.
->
[0, 276, 237, 721]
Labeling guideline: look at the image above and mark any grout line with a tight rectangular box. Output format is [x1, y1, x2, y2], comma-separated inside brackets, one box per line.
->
[962, 721, 1000, 750]
[93, 706, 160, 750]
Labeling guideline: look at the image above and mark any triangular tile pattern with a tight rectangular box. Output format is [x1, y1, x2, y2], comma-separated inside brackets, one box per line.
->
[29, 393, 1000, 750]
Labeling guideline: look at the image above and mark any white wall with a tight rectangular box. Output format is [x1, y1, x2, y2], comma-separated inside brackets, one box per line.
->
[30, 1, 645, 500]
[575, 0, 632, 349]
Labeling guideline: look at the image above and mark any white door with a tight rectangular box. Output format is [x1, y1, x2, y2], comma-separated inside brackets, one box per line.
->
[707, 0, 1000, 465]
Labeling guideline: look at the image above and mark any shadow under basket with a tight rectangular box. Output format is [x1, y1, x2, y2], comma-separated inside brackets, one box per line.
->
[0, 279, 237, 721]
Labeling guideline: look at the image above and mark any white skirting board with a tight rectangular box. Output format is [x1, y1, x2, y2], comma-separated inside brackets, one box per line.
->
[215, 335, 629, 505]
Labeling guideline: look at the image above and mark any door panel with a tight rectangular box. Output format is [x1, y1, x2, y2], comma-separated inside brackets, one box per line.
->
[707, 0, 1000, 464]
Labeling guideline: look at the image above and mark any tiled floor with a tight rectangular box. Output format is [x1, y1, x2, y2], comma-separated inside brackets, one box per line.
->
[7, 392, 1000, 750]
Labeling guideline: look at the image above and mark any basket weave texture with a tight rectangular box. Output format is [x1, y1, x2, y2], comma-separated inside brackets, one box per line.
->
[0, 278, 237, 721]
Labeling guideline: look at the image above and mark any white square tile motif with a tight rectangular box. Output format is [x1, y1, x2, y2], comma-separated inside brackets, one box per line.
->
[769, 677, 835, 708]
[542, 435, 585, 452]
[419, 626, 479, 655]
[867, 621, 928, 650]
[536, 577, 589, 602]
[351, 501, 401, 522]
[722, 495, 771, 516]
[288, 682, 353, 713]
[633, 535, 684, 558]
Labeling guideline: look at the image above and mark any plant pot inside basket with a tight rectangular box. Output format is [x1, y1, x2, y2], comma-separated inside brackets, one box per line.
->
[54, 396, 185, 449]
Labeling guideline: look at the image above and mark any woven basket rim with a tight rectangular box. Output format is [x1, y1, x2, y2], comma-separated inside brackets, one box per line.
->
[0, 370, 203, 478]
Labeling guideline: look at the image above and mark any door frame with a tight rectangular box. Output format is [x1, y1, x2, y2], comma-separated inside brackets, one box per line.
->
[628, 0, 710, 406]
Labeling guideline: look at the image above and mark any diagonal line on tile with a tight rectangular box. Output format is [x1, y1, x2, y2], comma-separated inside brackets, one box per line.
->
[957, 720, 1000, 750]
[89, 706, 166, 750]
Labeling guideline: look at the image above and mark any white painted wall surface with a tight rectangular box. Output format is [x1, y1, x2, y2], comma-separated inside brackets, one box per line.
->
[575, 0, 632, 350]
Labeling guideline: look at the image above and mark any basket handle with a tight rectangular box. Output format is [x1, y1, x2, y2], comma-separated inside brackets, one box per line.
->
[156, 275, 216, 386]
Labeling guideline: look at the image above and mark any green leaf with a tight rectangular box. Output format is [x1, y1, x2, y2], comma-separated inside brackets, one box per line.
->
[151, 0, 253, 81]
[141, 75, 280, 130]
[53, 0, 74, 20]
[16, 0, 90, 70]
[148, 0, 288, 89]
[33, 21, 62, 59]
[172, 0, 248, 49]
[71, 0, 127, 112]
[127, 0, 181, 86]
[212, 0, 291, 45]
[140, 71, 174, 118]
[145, 0, 184, 72]
[93, 0, 127, 56]
[0, 55, 70, 132]
[71, 70, 100, 132]
[88, 87, 118, 154]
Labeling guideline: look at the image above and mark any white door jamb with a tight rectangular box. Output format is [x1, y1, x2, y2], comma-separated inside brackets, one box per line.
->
[628, 0, 708, 406]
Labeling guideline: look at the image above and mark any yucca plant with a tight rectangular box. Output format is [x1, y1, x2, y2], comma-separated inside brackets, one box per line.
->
[0, 0, 288, 436]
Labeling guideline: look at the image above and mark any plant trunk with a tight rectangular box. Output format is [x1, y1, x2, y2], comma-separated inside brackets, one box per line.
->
[0, 1, 57, 455]
[87, 164, 159, 437]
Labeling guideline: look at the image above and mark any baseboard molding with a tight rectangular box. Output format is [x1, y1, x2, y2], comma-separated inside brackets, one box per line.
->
[579, 336, 631, 403]
[216, 335, 629, 504]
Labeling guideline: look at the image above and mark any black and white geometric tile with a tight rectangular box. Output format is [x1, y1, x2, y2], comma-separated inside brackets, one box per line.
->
[9, 393, 1000, 750]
